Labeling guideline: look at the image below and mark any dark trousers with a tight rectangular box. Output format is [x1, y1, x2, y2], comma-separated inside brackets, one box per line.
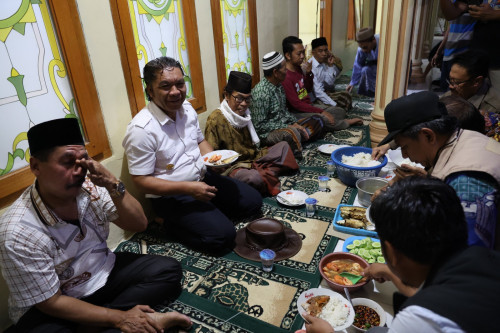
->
[14, 252, 182, 333]
[440, 60, 452, 91]
[151, 170, 263, 256]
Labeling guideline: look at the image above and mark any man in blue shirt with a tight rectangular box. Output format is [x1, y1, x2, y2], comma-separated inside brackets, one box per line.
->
[346, 27, 379, 97]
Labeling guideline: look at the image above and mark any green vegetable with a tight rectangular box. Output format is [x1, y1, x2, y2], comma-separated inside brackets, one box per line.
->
[346, 237, 386, 263]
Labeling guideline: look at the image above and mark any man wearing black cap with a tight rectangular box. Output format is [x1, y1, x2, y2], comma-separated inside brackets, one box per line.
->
[123, 57, 262, 256]
[0, 118, 191, 331]
[309, 37, 353, 110]
[378, 91, 500, 250]
[346, 27, 379, 97]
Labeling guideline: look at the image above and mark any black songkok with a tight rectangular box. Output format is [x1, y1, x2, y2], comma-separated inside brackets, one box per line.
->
[226, 71, 252, 94]
[28, 118, 84, 156]
[311, 37, 328, 50]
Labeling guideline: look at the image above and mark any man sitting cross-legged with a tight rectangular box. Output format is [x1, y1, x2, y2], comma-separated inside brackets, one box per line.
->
[251, 51, 326, 160]
[122, 56, 262, 256]
[0, 118, 190, 332]
[281, 36, 362, 133]
[309, 37, 352, 110]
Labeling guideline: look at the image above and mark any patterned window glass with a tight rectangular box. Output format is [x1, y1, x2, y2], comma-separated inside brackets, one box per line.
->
[127, 0, 193, 98]
[0, 1, 80, 177]
[219, 0, 252, 80]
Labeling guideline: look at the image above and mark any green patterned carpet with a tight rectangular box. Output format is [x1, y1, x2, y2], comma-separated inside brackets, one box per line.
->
[114, 76, 374, 333]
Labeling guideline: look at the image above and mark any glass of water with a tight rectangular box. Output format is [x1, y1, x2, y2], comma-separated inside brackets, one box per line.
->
[326, 160, 335, 177]
[305, 197, 318, 217]
[260, 249, 276, 272]
[318, 175, 330, 191]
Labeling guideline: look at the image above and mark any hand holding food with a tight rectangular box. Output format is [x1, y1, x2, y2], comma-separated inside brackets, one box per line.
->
[394, 164, 427, 180]
[363, 263, 392, 283]
[303, 313, 335, 333]
[371, 144, 390, 160]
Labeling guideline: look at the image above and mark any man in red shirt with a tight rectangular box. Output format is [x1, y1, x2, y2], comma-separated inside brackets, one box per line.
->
[281, 36, 362, 131]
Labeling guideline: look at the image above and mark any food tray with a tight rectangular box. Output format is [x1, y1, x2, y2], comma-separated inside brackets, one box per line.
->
[332, 204, 378, 237]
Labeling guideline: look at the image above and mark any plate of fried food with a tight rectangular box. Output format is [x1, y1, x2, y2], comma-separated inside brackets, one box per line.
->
[298, 288, 355, 331]
[332, 204, 377, 237]
[202, 150, 239, 167]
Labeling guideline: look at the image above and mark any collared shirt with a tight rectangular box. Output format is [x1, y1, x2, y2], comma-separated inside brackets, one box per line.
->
[389, 305, 464, 333]
[122, 101, 206, 198]
[468, 81, 500, 114]
[250, 78, 297, 139]
[309, 56, 341, 106]
[350, 34, 379, 86]
[0, 179, 117, 323]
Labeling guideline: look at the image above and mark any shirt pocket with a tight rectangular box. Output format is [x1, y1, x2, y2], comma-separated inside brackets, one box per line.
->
[156, 145, 177, 172]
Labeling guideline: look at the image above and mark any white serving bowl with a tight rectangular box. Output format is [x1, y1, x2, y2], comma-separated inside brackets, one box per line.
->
[351, 297, 387, 332]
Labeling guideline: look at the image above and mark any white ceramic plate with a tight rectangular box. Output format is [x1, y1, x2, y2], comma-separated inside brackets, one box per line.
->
[297, 287, 355, 331]
[276, 190, 309, 206]
[387, 148, 424, 169]
[202, 150, 239, 167]
[318, 144, 349, 155]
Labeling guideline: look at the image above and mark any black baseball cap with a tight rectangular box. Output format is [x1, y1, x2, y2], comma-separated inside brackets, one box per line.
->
[379, 91, 448, 146]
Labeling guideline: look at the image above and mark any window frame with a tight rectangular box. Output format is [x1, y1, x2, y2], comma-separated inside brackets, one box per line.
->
[0, 0, 110, 206]
[210, 0, 260, 99]
[109, 0, 206, 115]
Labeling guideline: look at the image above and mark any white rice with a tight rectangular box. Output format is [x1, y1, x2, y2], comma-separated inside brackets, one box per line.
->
[342, 152, 381, 167]
[318, 297, 350, 327]
[400, 158, 421, 168]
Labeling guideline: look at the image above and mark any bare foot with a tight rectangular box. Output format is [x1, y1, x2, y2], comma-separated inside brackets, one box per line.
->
[346, 118, 363, 126]
[148, 311, 192, 330]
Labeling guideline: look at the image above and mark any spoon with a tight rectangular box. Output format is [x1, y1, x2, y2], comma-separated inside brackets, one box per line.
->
[344, 287, 354, 308]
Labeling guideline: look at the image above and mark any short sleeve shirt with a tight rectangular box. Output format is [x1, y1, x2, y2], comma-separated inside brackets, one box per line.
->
[122, 101, 206, 197]
[0, 179, 118, 323]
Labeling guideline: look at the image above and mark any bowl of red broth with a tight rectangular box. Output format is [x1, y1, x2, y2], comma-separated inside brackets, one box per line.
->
[351, 298, 386, 331]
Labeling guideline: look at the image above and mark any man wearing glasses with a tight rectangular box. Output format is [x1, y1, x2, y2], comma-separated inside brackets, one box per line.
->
[442, 49, 500, 140]
[123, 57, 262, 256]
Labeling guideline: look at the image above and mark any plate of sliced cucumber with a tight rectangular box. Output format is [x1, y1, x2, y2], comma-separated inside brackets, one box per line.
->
[342, 236, 385, 264]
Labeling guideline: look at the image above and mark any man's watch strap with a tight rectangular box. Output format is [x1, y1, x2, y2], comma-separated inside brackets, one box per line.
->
[109, 180, 125, 198]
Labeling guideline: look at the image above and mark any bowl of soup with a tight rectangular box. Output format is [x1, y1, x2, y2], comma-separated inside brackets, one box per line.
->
[351, 298, 386, 332]
[319, 252, 370, 292]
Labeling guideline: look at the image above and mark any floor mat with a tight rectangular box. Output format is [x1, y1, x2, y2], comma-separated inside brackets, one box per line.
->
[114, 77, 374, 332]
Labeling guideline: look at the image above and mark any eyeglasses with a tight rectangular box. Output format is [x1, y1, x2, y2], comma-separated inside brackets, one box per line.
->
[231, 94, 253, 104]
[446, 78, 473, 87]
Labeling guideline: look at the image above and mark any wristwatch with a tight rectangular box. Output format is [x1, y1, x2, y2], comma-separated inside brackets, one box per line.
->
[109, 180, 126, 198]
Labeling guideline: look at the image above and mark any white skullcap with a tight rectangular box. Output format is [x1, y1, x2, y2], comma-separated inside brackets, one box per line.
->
[262, 51, 284, 70]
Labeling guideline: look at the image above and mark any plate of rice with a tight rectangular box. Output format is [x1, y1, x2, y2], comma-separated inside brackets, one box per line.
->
[387, 148, 424, 169]
[298, 288, 355, 331]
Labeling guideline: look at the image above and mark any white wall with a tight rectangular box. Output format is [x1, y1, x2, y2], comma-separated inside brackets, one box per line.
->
[331, 1, 359, 72]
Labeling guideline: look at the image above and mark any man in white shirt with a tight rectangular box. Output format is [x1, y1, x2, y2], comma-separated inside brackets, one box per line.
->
[123, 57, 262, 256]
[309, 37, 352, 110]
